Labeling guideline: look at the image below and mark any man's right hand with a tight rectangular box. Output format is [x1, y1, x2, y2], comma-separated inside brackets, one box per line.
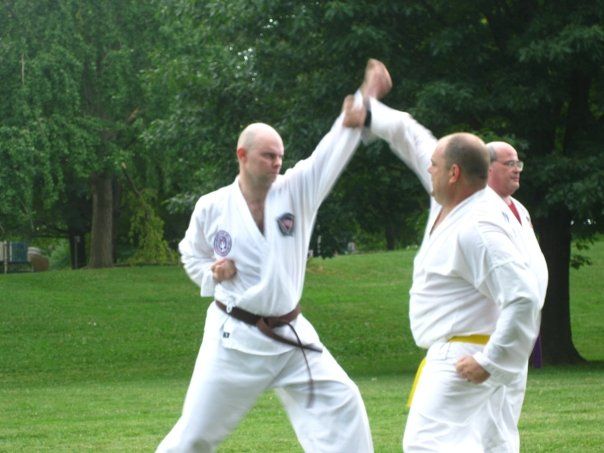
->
[211, 258, 237, 282]
[361, 59, 392, 100]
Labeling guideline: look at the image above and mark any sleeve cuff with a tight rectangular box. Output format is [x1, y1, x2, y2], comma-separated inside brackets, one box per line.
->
[200, 270, 216, 297]
[473, 351, 515, 385]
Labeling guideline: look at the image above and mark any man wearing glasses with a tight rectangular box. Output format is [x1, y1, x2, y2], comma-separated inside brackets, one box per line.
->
[486, 141, 548, 305]
[486, 140, 549, 439]
[487, 142, 526, 224]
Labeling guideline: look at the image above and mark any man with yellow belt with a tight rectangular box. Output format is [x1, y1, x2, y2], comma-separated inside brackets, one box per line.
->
[345, 91, 542, 451]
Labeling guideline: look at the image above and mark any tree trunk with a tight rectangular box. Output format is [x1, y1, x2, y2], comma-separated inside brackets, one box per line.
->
[88, 173, 114, 268]
[536, 208, 585, 364]
[112, 178, 121, 263]
[537, 69, 592, 364]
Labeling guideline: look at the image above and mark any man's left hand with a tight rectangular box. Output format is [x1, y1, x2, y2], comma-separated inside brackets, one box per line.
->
[455, 356, 490, 384]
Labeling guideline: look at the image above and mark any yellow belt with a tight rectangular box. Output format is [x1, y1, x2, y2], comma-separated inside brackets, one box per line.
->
[405, 335, 490, 409]
[448, 334, 490, 345]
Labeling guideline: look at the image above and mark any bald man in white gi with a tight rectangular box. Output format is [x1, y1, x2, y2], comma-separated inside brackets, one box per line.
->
[487, 141, 548, 300]
[156, 60, 392, 453]
[344, 96, 543, 451]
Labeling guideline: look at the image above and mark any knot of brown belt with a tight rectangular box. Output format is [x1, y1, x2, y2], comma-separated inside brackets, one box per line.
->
[215, 300, 322, 407]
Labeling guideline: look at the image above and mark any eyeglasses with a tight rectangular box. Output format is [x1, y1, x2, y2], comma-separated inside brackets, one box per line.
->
[497, 160, 524, 170]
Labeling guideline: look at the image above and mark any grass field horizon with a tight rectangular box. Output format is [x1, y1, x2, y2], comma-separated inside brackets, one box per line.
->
[1, 242, 603, 451]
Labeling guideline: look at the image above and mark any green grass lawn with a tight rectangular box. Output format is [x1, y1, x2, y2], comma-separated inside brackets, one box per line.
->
[1, 242, 603, 452]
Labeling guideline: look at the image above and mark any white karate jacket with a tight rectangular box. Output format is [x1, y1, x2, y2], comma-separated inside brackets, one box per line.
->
[179, 112, 361, 355]
[368, 98, 546, 384]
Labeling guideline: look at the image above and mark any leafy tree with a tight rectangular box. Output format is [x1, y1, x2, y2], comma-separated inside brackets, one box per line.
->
[146, 0, 603, 364]
[502, 1, 604, 363]
[144, 1, 417, 251]
[4, 0, 596, 364]
[348, 0, 604, 363]
[0, 0, 161, 268]
[0, 0, 94, 257]
[126, 189, 177, 266]
[74, 0, 159, 268]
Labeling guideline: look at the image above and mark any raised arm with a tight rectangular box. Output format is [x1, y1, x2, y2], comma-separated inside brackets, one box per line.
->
[342, 63, 436, 194]
[285, 59, 392, 212]
[367, 100, 436, 194]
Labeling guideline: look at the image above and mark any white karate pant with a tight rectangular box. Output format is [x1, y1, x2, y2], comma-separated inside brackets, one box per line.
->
[156, 332, 373, 453]
[403, 341, 525, 453]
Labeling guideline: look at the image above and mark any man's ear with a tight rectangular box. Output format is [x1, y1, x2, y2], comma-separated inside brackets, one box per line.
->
[449, 164, 461, 183]
[236, 147, 246, 161]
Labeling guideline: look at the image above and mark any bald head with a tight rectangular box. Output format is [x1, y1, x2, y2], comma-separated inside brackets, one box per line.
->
[441, 133, 490, 187]
[487, 141, 522, 200]
[237, 123, 282, 153]
[428, 132, 489, 208]
[236, 122, 284, 191]
[487, 141, 518, 163]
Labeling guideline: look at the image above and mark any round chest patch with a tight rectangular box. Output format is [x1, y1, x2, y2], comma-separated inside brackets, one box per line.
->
[213, 230, 232, 257]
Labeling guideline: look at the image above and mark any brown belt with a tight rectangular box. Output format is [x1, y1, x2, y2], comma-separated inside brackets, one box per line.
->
[215, 300, 322, 406]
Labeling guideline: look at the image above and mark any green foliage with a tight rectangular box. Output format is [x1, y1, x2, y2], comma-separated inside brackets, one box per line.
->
[0, 0, 164, 266]
[1, 0, 602, 239]
[126, 190, 177, 266]
[0, 126, 36, 233]
[141, 0, 604, 256]
[339, 141, 428, 250]
[1, 0, 602, 272]
[142, 1, 432, 253]
[48, 239, 72, 270]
